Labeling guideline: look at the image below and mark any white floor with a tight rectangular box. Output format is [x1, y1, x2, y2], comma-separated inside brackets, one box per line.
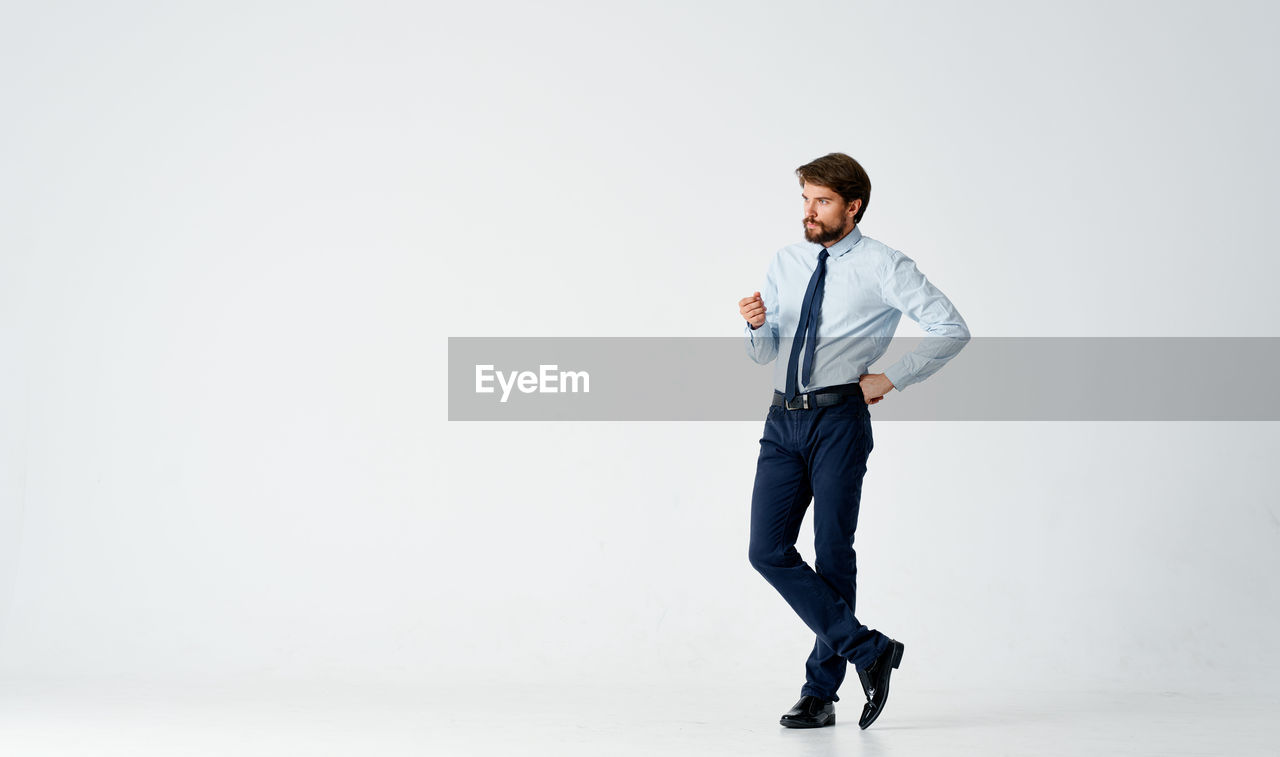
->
[1, 679, 1276, 756]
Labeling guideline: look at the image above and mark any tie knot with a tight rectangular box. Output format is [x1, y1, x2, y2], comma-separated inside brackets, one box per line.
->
[818, 249, 829, 262]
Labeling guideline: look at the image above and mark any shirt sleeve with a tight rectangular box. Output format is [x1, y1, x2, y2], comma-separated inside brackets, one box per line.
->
[744, 255, 780, 365]
[878, 250, 970, 391]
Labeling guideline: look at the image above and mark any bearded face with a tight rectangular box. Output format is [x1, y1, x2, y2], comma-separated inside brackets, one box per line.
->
[801, 183, 857, 245]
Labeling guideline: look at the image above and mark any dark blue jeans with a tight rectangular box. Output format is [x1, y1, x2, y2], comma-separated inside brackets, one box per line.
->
[748, 397, 889, 702]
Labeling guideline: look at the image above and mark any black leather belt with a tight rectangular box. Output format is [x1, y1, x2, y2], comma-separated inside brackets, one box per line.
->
[771, 383, 864, 410]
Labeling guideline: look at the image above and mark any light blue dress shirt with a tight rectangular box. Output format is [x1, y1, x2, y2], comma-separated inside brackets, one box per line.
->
[745, 225, 970, 393]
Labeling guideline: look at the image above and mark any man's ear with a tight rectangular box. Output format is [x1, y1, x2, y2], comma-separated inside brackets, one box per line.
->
[847, 198, 862, 222]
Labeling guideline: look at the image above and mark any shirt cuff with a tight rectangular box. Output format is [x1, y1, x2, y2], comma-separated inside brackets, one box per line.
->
[883, 364, 911, 392]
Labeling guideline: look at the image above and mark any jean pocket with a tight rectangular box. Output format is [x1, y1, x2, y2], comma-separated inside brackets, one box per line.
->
[833, 399, 869, 417]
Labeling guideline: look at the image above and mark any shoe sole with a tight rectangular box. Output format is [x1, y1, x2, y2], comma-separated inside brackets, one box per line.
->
[779, 716, 835, 729]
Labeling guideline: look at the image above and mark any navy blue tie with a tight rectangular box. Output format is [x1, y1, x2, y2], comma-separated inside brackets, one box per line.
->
[784, 248, 829, 402]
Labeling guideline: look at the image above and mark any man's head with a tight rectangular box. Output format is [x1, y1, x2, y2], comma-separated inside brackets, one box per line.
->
[796, 153, 871, 246]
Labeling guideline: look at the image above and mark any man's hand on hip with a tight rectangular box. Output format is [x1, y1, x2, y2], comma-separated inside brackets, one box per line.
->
[859, 373, 895, 405]
[739, 291, 767, 329]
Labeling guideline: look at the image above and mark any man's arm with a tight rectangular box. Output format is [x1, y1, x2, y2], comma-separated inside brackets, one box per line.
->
[743, 258, 780, 364]
[876, 250, 970, 392]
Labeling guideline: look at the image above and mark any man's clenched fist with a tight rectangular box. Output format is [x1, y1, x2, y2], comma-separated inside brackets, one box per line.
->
[739, 291, 767, 329]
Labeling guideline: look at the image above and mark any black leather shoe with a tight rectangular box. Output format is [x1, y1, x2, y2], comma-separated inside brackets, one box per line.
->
[779, 695, 836, 728]
[858, 639, 905, 730]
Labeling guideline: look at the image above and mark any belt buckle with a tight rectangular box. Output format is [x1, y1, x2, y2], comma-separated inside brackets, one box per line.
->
[787, 394, 810, 411]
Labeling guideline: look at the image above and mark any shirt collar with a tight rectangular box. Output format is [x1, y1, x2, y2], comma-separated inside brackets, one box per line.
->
[818, 225, 863, 258]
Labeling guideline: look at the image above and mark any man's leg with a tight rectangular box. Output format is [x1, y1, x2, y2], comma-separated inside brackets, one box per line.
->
[748, 407, 815, 630]
[801, 400, 886, 699]
[803, 623, 849, 701]
[748, 406, 888, 697]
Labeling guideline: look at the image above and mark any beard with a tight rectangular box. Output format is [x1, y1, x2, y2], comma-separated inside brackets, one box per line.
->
[803, 218, 848, 246]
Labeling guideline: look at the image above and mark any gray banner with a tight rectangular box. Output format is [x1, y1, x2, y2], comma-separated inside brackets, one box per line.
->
[448, 337, 1280, 421]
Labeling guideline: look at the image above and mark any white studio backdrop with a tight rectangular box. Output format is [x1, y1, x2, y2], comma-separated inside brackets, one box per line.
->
[2, 0, 1279, 699]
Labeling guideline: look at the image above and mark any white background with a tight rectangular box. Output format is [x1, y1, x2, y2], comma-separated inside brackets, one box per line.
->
[3, 1, 1279, 753]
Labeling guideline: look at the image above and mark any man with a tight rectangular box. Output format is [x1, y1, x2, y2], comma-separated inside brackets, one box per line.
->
[739, 153, 969, 729]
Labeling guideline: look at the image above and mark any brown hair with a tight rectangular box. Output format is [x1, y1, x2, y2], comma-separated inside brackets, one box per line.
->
[796, 153, 871, 224]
